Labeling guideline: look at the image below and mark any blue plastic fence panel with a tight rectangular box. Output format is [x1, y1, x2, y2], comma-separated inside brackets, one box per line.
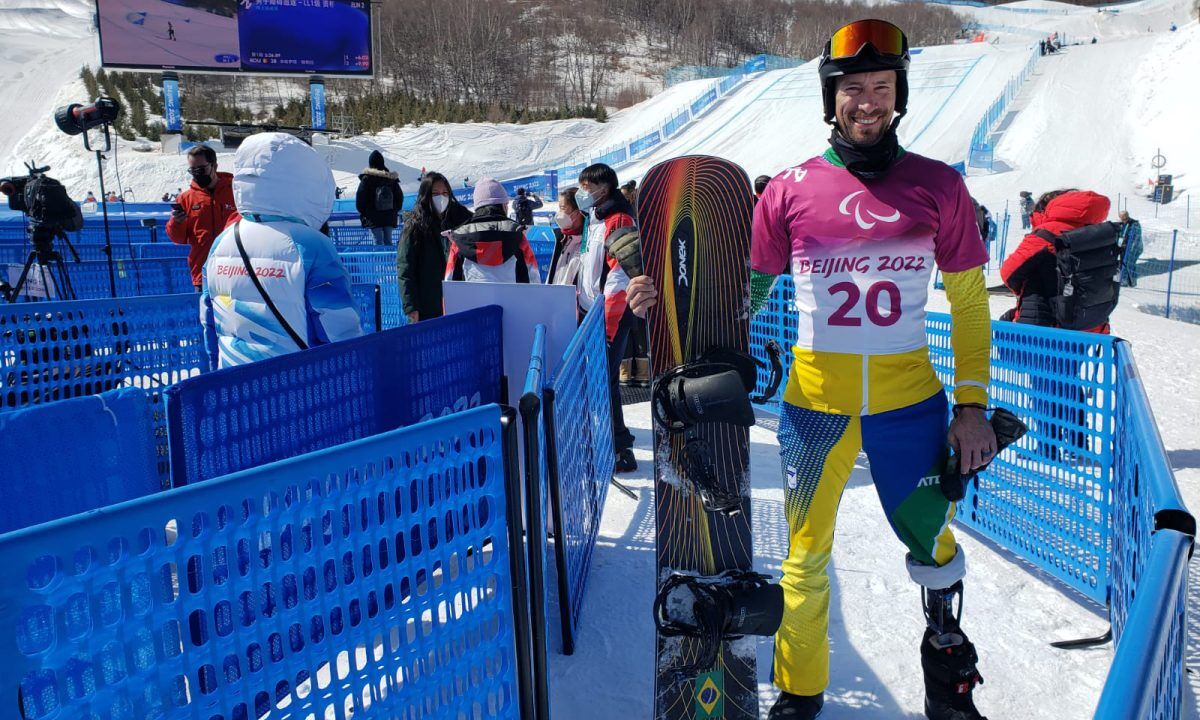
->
[544, 304, 613, 654]
[629, 130, 662, 158]
[749, 275, 796, 414]
[166, 306, 503, 487]
[31, 258, 192, 300]
[0, 293, 211, 486]
[0, 405, 525, 720]
[327, 226, 376, 247]
[137, 243, 191, 260]
[662, 109, 691, 138]
[691, 87, 718, 115]
[0, 293, 208, 410]
[349, 283, 380, 333]
[0, 387, 160, 534]
[525, 226, 556, 278]
[593, 147, 628, 167]
[338, 251, 404, 329]
[1097, 341, 1193, 719]
[928, 315, 1116, 604]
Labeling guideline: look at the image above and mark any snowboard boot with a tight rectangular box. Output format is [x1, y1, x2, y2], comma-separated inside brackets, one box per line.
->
[921, 581, 987, 720]
[619, 358, 633, 387]
[653, 569, 784, 676]
[614, 448, 638, 473]
[633, 357, 651, 387]
[768, 691, 824, 719]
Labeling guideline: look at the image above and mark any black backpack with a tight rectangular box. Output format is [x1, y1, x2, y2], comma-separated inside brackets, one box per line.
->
[1034, 222, 1121, 330]
[374, 183, 394, 212]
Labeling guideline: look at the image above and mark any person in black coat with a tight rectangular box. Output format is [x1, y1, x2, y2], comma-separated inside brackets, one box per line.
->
[356, 150, 404, 245]
[396, 171, 471, 322]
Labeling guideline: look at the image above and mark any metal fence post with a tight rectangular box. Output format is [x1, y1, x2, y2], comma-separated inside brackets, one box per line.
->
[1165, 229, 1178, 319]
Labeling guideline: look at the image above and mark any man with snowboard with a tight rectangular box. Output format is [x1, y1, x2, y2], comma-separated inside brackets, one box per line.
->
[628, 20, 996, 720]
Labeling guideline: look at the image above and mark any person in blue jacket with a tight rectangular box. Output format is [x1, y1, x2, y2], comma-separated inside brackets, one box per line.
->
[202, 132, 362, 368]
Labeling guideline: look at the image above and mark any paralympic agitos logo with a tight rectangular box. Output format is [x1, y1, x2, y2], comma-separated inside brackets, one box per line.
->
[838, 190, 900, 231]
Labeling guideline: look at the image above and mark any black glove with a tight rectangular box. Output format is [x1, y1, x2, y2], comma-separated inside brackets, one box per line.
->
[940, 407, 1028, 502]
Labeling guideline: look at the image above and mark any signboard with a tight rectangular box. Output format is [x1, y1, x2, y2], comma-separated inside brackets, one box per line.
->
[96, 0, 373, 76]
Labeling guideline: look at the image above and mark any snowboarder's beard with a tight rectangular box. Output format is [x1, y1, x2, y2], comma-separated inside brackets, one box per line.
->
[828, 125, 901, 181]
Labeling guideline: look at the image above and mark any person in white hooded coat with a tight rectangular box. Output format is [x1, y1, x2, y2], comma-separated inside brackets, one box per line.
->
[202, 132, 362, 368]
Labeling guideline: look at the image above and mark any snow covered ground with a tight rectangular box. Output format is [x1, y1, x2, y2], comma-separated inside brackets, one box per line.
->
[549, 294, 1200, 720]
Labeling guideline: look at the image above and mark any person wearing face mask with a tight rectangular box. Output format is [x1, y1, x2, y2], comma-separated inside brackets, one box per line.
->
[396, 171, 472, 323]
[575, 162, 639, 473]
[166, 145, 239, 291]
[549, 187, 585, 286]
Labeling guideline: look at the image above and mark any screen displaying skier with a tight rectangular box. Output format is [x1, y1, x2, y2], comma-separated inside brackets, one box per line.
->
[95, 0, 373, 76]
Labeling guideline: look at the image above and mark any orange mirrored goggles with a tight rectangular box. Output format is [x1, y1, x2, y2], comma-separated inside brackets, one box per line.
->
[828, 20, 907, 60]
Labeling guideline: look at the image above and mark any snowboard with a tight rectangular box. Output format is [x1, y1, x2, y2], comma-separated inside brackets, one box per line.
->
[640, 155, 758, 720]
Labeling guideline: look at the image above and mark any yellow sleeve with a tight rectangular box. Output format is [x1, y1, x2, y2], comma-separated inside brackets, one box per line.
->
[942, 267, 990, 406]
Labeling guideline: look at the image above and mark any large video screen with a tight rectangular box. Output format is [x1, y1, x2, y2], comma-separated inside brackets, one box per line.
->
[96, 0, 373, 76]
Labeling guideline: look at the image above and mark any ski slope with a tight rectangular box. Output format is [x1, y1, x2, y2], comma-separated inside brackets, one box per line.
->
[95, 0, 239, 70]
[612, 42, 1037, 182]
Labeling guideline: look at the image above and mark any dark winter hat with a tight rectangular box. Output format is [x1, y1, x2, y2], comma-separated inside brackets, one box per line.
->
[368, 150, 386, 170]
[818, 19, 911, 126]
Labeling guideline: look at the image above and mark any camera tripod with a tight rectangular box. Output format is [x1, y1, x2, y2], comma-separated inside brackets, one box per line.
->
[1, 229, 80, 302]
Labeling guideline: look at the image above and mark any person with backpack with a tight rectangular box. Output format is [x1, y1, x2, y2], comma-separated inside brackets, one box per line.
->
[397, 171, 472, 323]
[1000, 189, 1120, 333]
[443, 179, 540, 284]
[511, 187, 544, 227]
[355, 150, 403, 245]
[1000, 189, 1119, 461]
[1019, 190, 1034, 230]
[1117, 210, 1143, 287]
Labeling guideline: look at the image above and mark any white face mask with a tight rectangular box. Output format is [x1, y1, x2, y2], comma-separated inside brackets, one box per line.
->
[432, 195, 450, 213]
[555, 212, 573, 230]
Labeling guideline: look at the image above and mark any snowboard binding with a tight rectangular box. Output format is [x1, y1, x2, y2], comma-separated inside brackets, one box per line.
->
[652, 342, 785, 515]
[653, 569, 784, 678]
[940, 407, 1028, 502]
[921, 581, 987, 720]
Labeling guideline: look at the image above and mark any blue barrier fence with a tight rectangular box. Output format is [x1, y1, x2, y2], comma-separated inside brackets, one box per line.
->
[0, 404, 534, 720]
[0, 293, 210, 486]
[749, 276, 1195, 717]
[526, 226, 557, 275]
[5, 258, 194, 301]
[166, 307, 503, 487]
[0, 387, 160, 535]
[969, 45, 1040, 169]
[339, 251, 405, 329]
[542, 304, 614, 654]
[1098, 343, 1195, 718]
[552, 53, 804, 185]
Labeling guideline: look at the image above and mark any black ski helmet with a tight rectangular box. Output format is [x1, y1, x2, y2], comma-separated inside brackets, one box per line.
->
[818, 19, 911, 127]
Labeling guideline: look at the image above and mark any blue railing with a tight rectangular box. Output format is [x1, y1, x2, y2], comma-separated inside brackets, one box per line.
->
[166, 307, 502, 486]
[519, 325, 552, 719]
[542, 304, 614, 654]
[969, 45, 1040, 169]
[749, 276, 1194, 717]
[0, 404, 533, 720]
[338, 251, 405, 328]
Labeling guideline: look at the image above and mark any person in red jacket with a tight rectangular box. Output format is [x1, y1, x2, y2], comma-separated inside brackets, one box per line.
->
[166, 145, 239, 291]
[1000, 188, 1112, 334]
[1000, 188, 1112, 460]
